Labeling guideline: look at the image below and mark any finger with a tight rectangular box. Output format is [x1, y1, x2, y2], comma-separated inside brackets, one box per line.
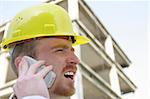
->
[27, 60, 45, 75]
[36, 65, 53, 78]
[18, 58, 29, 77]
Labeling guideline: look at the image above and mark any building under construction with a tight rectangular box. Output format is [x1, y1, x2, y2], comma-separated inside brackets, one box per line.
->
[0, 0, 136, 99]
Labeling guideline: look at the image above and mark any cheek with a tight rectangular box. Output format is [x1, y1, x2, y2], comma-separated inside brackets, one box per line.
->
[52, 59, 65, 74]
[46, 55, 66, 73]
[37, 53, 61, 66]
[36, 52, 66, 73]
[49, 56, 65, 66]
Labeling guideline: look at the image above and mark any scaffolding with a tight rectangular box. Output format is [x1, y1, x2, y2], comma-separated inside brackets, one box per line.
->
[0, 0, 136, 99]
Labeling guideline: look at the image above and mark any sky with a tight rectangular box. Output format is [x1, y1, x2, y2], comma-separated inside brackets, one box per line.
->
[0, 0, 149, 99]
[86, 0, 149, 99]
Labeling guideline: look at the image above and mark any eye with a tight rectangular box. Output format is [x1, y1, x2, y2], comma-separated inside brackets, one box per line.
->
[56, 49, 64, 52]
[53, 46, 69, 54]
[54, 48, 66, 53]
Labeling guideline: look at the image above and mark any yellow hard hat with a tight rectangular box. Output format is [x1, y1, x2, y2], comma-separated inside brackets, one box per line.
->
[1, 3, 89, 49]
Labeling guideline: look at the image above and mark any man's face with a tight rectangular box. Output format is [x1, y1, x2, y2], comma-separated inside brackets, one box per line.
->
[35, 37, 80, 96]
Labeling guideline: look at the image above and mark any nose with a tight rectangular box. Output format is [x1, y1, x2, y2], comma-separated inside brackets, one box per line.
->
[66, 52, 80, 66]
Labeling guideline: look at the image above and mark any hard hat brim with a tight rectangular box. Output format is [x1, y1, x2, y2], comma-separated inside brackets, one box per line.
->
[1, 32, 90, 49]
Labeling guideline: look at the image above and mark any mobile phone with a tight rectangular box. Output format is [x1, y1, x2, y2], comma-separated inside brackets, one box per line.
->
[24, 56, 56, 88]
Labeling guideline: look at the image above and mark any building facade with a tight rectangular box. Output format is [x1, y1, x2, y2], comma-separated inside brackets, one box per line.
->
[0, 0, 136, 99]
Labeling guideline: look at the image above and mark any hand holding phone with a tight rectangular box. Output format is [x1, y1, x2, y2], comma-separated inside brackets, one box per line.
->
[24, 56, 56, 88]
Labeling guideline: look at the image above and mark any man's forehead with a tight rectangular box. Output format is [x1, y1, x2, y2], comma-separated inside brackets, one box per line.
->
[51, 36, 75, 43]
[47, 36, 76, 44]
[38, 37, 74, 50]
[8, 36, 74, 49]
[39, 36, 72, 45]
[52, 36, 70, 40]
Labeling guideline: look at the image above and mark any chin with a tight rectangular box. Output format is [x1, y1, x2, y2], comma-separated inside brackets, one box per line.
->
[61, 86, 76, 96]
[64, 89, 75, 96]
[52, 86, 75, 97]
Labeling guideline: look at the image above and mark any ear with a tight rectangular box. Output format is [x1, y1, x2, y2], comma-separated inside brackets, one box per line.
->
[14, 56, 23, 70]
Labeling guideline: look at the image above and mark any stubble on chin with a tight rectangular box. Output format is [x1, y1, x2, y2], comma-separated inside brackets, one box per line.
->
[49, 68, 76, 97]
[49, 85, 75, 97]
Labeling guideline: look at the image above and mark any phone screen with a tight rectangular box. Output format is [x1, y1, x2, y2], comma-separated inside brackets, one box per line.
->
[24, 56, 56, 88]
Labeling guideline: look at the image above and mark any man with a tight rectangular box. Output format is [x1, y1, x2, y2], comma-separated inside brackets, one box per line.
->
[1, 3, 89, 99]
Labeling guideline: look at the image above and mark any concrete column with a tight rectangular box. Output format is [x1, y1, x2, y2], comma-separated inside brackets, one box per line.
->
[70, 23, 84, 99]
[68, 0, 79, 20]
[109, 64, 121, 95]
[0, 23, 10, 87]
[68, 1, 84, 98]
[105, 36, 121, 95]
[0, 52, 9, 86]
[71, 25, 84, 99]
[71, 65, 84, 99]
[105, 36, 115, 61]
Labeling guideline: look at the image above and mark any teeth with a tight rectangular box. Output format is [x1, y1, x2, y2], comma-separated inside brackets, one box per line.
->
[64, 71, 74, 76]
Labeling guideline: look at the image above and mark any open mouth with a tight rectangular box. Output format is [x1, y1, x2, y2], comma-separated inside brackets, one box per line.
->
[64, 71, 75, 80]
